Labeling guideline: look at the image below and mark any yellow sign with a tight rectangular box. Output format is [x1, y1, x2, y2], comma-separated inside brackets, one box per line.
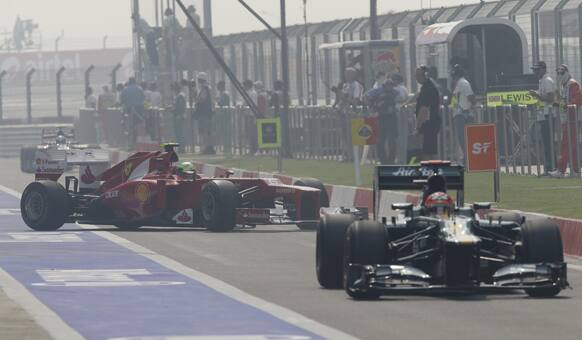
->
[257, 118, 282, 149]
[486, 91, 538, 108]
[351, 117, 379, 146]
[134, 183, 150, 203]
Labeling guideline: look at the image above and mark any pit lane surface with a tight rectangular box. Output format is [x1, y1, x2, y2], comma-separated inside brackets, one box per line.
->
[1, 158, 582, 340]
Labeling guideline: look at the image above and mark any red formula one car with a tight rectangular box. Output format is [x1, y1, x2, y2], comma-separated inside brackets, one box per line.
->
[20, 144, 328, 232]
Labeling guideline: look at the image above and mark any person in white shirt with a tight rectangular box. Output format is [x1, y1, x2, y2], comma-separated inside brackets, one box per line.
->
[149, 83, 162, 108]
[528, 61, 556, 174]
[373, 71, 387, 89]
[85, 86, 98, 109]
[341, 67, 363, 108]
[451, 64, 475, 160]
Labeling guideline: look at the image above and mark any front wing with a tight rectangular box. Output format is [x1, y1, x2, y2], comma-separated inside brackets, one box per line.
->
[346, 262, 569, 294]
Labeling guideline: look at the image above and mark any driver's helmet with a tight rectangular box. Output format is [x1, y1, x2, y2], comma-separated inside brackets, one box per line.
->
[55, 134, 67, 145]
[424, 192, 455, 217]
[176, 162, 195, 176]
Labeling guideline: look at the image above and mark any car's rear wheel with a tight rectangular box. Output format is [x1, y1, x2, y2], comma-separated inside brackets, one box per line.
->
[201, 180, 240, 232]
[344, 220, 388, 300]
[20, 146, 37, 173]
[294, 178, 330, 231]
[21, 181, 70, 231]
[521, 218, 564, 297]
[316, 214, 355, 288]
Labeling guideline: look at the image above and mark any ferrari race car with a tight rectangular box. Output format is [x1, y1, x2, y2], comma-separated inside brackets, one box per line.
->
[316, 161, 569, 299]
[20, 126, 110, 174]
[20, 144, 329, 232]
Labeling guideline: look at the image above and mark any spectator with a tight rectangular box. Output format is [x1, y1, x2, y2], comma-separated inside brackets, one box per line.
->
[120, 77, 145, 148]
[392, 74, 409, 110]
[255, 81, 269, 118]
[451, 64, 475, 162]
[85, 86, 97, 109]
[149, 83, 162, 108]
[97, 85, 116, 112]
[216, 80, 231, 107]
[342, 67, 363, 108]
[415, 65, 442, 161]
[171, 83, 186, 152]
[373, 71, 387, 89]
[365, 79, 399, 164]
[115, 83, 125, 105]
[195, 72, 215, 155]
[549, 64, 582, 177]
[185, 5, 201, 29]
[529, 61, 556, 175]
[243, 79, 258, 106]
[270, 80, 284, 115]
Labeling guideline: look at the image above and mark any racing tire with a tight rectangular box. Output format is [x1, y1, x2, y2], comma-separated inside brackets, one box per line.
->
[21, 181, 70, 231]
[294, 178, 330, 231]
[344, 220, 388, 300]
[20, 146, 37, 173]
[521, 218, 564, 297]
[316, 214, 356, 289]
[293, 178, 330, 207]
[201, 180, 240, 232]
[485, 211, 523, 224]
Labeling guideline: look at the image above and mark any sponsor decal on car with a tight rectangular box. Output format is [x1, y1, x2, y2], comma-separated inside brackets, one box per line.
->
[173, 209, 194, 224]
[103, 190, 119, 199]
[134, 183, 150, 203]
[275, 187, 294, 195]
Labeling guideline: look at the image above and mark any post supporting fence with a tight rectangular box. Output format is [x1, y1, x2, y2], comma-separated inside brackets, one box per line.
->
[26, 68, 36, 124]
[56, 66, 66, 118]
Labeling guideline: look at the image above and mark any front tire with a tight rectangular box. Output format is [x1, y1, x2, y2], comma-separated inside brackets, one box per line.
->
[521, 218, 564, 297]
[294, 178, 330, 207]
[21, 181, 70, 231]
[316, 214, 355, 288]
[201, 180, 240, 232]
[344, 220, 388, 299]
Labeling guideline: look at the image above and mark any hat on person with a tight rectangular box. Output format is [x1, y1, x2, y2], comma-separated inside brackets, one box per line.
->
[197, 72, 208, 82]
[531, 61, 547, 70]
[254, 81, 264, 90]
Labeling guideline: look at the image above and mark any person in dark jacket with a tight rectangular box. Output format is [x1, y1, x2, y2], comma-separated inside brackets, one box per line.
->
[415, 65, 442, 160]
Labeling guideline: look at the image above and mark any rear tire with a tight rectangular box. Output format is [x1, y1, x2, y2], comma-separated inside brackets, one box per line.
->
[521, 218, 564, 297]
[21, 181, 70, 231]
[20, 146, 37, 173]
[201, 180, 240, 232]
[294, 178, 330, 207]
[316, 214, 355, 288]
[344, 220, 388, 300]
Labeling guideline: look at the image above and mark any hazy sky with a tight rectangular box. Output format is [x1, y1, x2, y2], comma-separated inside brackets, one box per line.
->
[1, 0, 476, 49]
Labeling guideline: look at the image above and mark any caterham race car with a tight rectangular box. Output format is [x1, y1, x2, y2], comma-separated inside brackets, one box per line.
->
[316, 161, 569, 299]
[20, 144, 329, 232]
[20, 126, 110, 174]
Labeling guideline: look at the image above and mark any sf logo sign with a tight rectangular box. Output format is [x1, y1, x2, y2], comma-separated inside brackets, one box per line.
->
[472, 142, 493, 155]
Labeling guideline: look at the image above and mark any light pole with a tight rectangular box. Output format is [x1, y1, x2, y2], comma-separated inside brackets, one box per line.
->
[370, 0, 379, 40]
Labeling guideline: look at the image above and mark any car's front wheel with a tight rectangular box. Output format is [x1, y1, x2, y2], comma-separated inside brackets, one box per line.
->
[201, 180, 240, 232]
[316, 214, 355, 288]
[21, 181, 70, 231]
[521, 218, 564, 297]
[344, 220, 388, 300]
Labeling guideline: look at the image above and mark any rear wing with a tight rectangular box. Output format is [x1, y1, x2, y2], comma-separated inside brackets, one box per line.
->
[373, 163, 465, 220]
[374, 164, 464, 191]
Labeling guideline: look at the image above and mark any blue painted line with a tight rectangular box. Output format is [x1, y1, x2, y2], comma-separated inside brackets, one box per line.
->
[0, 190, 323, 339]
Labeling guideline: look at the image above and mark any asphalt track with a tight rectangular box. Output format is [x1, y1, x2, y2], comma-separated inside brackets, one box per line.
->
[1, 158, 582, 340]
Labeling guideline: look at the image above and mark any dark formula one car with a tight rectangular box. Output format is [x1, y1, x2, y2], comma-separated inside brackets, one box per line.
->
[20, 144, 329, 232]
[317, 161, 569, 299]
